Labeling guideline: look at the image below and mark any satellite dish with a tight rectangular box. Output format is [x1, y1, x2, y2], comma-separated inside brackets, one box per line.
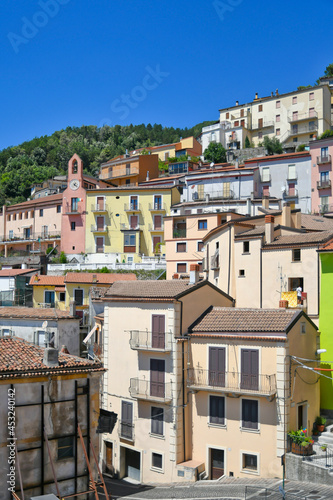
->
[210, 162, 215, 167]
[42, 321, 48, 329]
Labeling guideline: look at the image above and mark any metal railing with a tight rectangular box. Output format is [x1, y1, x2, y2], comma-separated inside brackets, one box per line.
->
[118, 421, 134, 441]
[173, 228, 186, 239]
[251, 120, 274, 130]
[148, 203, 167, 212]
[148, 223, 164, 232]
[64, 202, 84, 214]
[317, 179, 331, 189]
[284, 188, 298, 198]
[120, 223, 141, 231]
[91, 224, 108, 232]
[288, 110, 318, 122]
[187, 369, 276, 396]
[301, 444, 333, 469]
[100, 167, 139, 179]
[317, 154, 331, 165]
[124, 203, 142, 212]
[129, 378, 172, 402]
[91, 203, 108, 212]
[129, 330, 173, 351]
[0, 231, 61, 243]
[319, 204, 333, 214]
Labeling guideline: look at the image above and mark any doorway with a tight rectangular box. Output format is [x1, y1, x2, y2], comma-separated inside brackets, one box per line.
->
[297, 402, 308, 431]
[124, 447, 141, 481]
[210, 448, 225, 479]
[104, 441, 114, 475]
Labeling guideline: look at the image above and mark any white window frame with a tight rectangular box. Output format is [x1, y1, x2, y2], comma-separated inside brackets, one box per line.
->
[74, 288, 84, 306]
[44, 290, 55, 306]
[153, 195, 163, 210]
[206, 445, 227, 480]
[240, 450, 260, 475]
[95, 235, 105, 253]
[150, 406, 164, 438]
[0, 328, 13, 337]
[150, 450, 164, 473]
[34, 329, 46, 346]
[175, 241, 187, 253]
[129, 194, 139, 211]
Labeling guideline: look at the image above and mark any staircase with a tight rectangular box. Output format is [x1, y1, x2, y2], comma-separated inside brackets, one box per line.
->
[318, 422, 333, 447]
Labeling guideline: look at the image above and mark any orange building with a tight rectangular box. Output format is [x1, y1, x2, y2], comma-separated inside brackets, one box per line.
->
[99, 153, 159, 186]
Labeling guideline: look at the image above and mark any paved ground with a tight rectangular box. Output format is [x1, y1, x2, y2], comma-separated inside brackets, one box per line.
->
[100, 476, 333, 500]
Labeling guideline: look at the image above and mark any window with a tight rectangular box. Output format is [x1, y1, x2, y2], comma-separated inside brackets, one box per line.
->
[57, 205, 62, 213]
[209, 396, 225, 425]
[197, 241, 204, 252]
[239, 269, 245, 277]
[262, 167, 270, 182]
[309, 107, 315, 117]
[19, 213, 22, 220]
[234, 120, 239, 127]
[9, 230, 13, 239]
[1, 328, 12, 337]
[258, 104, 263, 112]
[58, 436, 74, 460]
[309, 92, 314, 101]
[258, 131, 263, 139]
[121, 401, 133, 440]
[35, 330, 46, 346]
[242, 399, 258, 430]
[31, 211, 34, 218]
[176, 242, 186, 252]
[321, 171, 329, 182]
[58, 292, 65, 302]
[242, 453, 258, 472]
[198, 220, 207, 230]
[276, 100, 280, 108]
[151, 407, 164, 436]
[300, 322, 306, 334]
[71, 198, 78, 212]
[40, 209, 43, 217]
[72, 160, 78, 174]
[276, 128, 280, 136]
[223, 182, 230, 198]
[74, 289, 83, 306]
[124, 233, 136, 246]
[292, 96, 297, 105]
[276, 115, 280, 122]
[130, 196, 138, 210]
[320, 196, 329, 212]
[226, 112, 229, 119]
[321, 147, 329, 158]
[292, 111, 298, 121]
[243, 241, 250, 253]
[289, 277, 303, 292]
[13, 214, 16, 221]
[71, 221, 76, 231]
[288, 164, 296, 180]
[164, 152, 169, 160]
[292, 249, 301, 262]
[152, 452, 163, 471]
[292, 124, 298, 135]
[177, 263, 187, 273]
[44, 291, 55, 306]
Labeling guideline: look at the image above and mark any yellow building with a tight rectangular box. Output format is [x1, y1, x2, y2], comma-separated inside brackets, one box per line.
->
[85, 186, 180, 262]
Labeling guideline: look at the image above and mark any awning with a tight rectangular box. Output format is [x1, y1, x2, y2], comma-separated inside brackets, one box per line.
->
[83, 324, 97, 344]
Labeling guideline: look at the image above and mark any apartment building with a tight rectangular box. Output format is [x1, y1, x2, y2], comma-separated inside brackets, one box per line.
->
[85, 185, 180, 262]
[187, 307, 320, 479]
[202, 85, 331, 152]
[244, 151, 312, 213]
[310, 136, 333, 215]
[99, 276, 234, 483]
[99, 152, 159, 186]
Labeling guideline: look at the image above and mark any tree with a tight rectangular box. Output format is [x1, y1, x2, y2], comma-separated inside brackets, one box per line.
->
[324, 63, 333, 78]
[263, 136, 283, 155]
[297, 144, 306, 152]
[204, 142, 226, 163]
[245, 136, 251, 149]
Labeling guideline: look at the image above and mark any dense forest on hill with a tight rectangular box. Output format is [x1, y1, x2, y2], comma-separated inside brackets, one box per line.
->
[0, 121, 214, 206]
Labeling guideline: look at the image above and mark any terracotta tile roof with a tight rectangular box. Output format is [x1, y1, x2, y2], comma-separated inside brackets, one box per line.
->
[0, 268, 38, 277]
[189, 307, 304, 334]
[264, 230, 333, 248]
[0, 337, 104, 379]
[0, 307, 77, 320]
[318, 238, 333, 251]
[64, 272, 136, 284]
[301, 214, 333, 232]
[6, 193, 63, 210]
[103, 280, 197, 299]
[244, 151, 310, 164]
[235, 226, 265, 238]
[29, 275, 65, 286]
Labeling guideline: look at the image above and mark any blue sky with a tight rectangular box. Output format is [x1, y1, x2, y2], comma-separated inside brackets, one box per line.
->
[1, 0, 332, 150]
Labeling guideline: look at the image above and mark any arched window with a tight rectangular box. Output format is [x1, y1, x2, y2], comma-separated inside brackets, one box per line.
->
[72, 160, 78, 174]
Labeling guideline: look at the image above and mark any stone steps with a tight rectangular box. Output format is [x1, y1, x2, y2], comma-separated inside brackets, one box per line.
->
[317, 423, 333, 447]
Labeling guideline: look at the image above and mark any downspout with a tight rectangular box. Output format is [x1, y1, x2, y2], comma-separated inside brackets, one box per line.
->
[317, 246, 320, 316]
[260, 236, 263, 308]
[179, 299, 186, 463]
[227, 225, 231, 296]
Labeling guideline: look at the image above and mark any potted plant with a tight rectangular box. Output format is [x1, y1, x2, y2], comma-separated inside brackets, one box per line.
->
[321, 444, 327, 452]
[288, 429, 314, 456]
[316, 416, 327, 433]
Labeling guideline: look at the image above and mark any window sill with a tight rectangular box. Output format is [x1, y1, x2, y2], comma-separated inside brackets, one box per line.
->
[241, 468, 259, 475]
[208, 423, 226, 429]
[151, 466, 164, 474]
[149, 433, 165, 440]
[242, 252, 251, 255]
[240, 427, 260, 434]
[238, 275, 246, 278]
[292, 260, 302, 263]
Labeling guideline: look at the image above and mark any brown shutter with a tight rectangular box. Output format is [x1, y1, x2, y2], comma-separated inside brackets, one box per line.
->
[209, 347, 225, 387]
[121, 401, 133, 439]
[150, 359, 165, 397]
[152, 315, 165, 349]
[241, 349, 259, 390]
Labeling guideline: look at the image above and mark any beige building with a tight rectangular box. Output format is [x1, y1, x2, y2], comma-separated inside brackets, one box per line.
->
[99, 276, 234, 483]
[187, 307, 320, 479]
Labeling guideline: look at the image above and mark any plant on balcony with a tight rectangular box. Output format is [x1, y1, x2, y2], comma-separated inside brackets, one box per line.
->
[288, 429, 314, 455]
[315, 416, 327, 432]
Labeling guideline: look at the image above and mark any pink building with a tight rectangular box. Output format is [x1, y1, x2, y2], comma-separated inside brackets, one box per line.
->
[310, 137, 333, 214]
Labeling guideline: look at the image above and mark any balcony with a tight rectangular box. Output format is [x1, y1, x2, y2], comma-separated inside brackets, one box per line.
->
[129, 378, 172, 403]
[284, 188, 298, 199]
[0, 231, 61, 243]
[149, 203, 167, 212]
[91, 224, 108, 233]
[288, 123, 318, 137]
[187, 369, 276, 399]
[288, 110, 318, 123]
[317, 155, 331, 165]
[124, 203, 142, 212]
[91, 203, 108, 213]
[319, 204, 333, 214]
[120, 223, 141, 231]
[100, 166, 139, 180]
[251, 120, 274, 130]
[148, 223, 164, 232]
[129, 330, 172, 351]
[64, 202, 83, 215]
[260, 173, 271, 183]
[317, 180, 331, 190]
[118, 421, 134, 441]
[173, 228, 186, 239]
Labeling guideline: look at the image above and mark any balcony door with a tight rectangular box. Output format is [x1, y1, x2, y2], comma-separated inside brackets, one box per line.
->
[121, 401, 133, 440]
[241, 349, 259, 390]
[97, 196, 104, 210]
[130, 215, 138, 229]
[210, 448, 224, 480]
[152, 315, 165, 349]
[150, 359, 165, 398]
[209, 347, 225, 387]
[96, 216, 104, 231]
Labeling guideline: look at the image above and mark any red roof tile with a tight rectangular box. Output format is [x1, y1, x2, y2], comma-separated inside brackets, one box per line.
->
[64, 272, 136, 284]
[29, 275, 65, 286]
[0, 268, 38, 277]
[0, 307, 77, 320]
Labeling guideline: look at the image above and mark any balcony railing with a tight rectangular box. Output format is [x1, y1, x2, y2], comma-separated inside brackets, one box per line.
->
[129, 378, 172, 403]
[284, 188, 298, 198]
[124, 203, 142, 212]
[149, 203, 167, 212]
[0, 231, 61, 243]
[173, 228, 186, 239]
[317, 155, 331, 165]
[91, 224, 108, 233]
[91, 203, 108, 212]
[317, 180, 331, 190]
[251, 120, 274, 130]
[118, 421, 134, 441]
[148, 223, 164, 232]
[129, 330, 172, 351]
[100, 167, 139, 180]
[187, 369, 276, 397]
[64, 203, 84, 214]
[319, 204, 333, 214]
[288, 110, 318, 123]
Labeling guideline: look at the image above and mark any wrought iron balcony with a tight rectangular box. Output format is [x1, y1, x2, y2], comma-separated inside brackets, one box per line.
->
[319, 204, 333, 214]
[148, 223, 164, 232]
[251, 120, 274, 130]
[317, 155, 331, 165]
[91, 224, 108, 233]
[129, 378, 172, 403]
[187, 368, 276, 398]
[288, 110, 318, 123]
[284, 188, 298, 199]
[149, 203, 167, 212]
[129, 330, 172, 351]
[118, 421, 134, 441]
[120, 223, 141, 231]
[317, 180, 331, 190]
[64, 202, 83, 214]
[91, 203, 108, 212]
[124, 203, 142, 212]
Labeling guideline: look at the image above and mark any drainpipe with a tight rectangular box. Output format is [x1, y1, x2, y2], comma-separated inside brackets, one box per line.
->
[260, 237, 263, 308]
[179, 299, 186, 462]
[227, 226, 231, 295]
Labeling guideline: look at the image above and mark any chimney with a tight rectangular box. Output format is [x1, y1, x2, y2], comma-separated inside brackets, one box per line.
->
[43, 347, 59, 367]
[282, 203, 291, 227]
[189, 264, 200, 284]
[262, 196, 269, 209]
[246, 198, 251, 216]
[146, 171, 150, 181]
[173, 273, 179, 280]
[255, 92, 258, 100]
[92, 274, 97, 283]
[235, 159, 239, 169]
[265, 215, 275, 244]
[236, 100, 239, 106]
[294, 211, 301, 229]
[60, 345, 70, 354]
[276, 88, 279, 96]
[69, 300, 76, 316]
[271, 91, 274, 97]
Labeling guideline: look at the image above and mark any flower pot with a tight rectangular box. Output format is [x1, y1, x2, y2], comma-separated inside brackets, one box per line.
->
[317, 424, 325, 432]
[291, 442, 313, 455]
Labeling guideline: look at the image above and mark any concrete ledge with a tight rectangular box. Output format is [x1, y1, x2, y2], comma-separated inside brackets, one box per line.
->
[286, 452, 333, 485]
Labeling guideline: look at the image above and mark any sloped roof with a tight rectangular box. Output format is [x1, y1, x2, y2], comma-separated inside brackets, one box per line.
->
[29, 275, 65, 286]
[64, 272, 136, 284]
[264, 230, 333, 248]
[0, 337, 104, 379]
[301, 214, 333, 232]
[103, 279, 197, 300]
[0, 268, 38, 277]
[0, 307, 77, 320]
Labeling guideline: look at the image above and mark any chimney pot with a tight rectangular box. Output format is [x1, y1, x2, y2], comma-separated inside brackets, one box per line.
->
[60, 345, 70, 354]
[173, 273, 179, 280]
[236, 100, 239, 106]
[69, 300, 76, 316]
[265, 215, 275, 244]
[43, 347, 59, 367]
[189, 264, 200, 284]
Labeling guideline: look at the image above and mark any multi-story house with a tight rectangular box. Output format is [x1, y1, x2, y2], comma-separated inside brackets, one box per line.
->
[85, 185, 180, 263]
[244, 151, 312, 213]
[119, 136, 202, 162]
[187, 306, 320, 479]
[310, 136, 333, 215]
[0, 337, 104, 498]
[99, 152, 159, 186]
[202, 85, 331, 152]
[203, 206, 333, 322]
[99, 275, 234, 482]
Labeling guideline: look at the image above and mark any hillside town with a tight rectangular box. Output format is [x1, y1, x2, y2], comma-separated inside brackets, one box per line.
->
[3, 80, 333, 499]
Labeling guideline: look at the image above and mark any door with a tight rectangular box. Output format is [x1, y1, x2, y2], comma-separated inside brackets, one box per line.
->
[121, 401, 133, 440]
[297, 402, 308, 431]
[96, 216, 104, 230]
[288, 183, 295, 196]
[97, 196, 104, 210]
[152, 315, 165, 349]
[153, 236, 162, 254]
[130, 215, 138, 229]
[209, 347, 225, 387]
[241, 349, 259, 390]
[125, 448, 140, 481]
[105, 442, 113, 475]
[96, 237, 104, 253]
[150, 359, 165, 398]
[45, 291, 55, 307]
[154, 215, 162, 230]
[130, 196, 138, 210]
[258, 118, 263, 128]
[210, 448, 224, 479]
